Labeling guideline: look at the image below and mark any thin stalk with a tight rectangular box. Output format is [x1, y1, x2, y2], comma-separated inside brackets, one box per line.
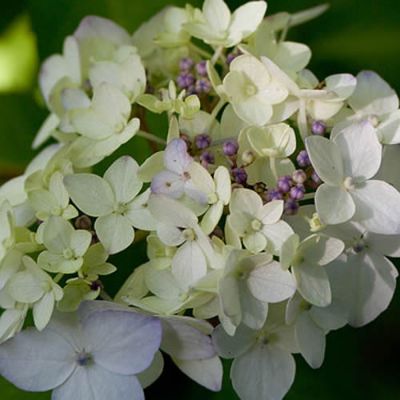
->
[137, 130, 167, 146]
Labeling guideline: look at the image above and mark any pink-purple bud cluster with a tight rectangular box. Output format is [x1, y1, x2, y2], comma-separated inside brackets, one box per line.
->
[177, 57, 211, 95]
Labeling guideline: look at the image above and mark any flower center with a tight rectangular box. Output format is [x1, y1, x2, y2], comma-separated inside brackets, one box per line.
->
[251, 219, 262, 231]
[343, 176, 355, 191]
[245, 83, 257, 97]
[63, 248, 74, 259]
[76, 350, 93, 367]
[182, 228, 196, 241]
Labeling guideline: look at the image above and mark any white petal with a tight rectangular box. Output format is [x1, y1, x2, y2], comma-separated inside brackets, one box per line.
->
[172, 241, 207, 290]
[328, 252, 397, 327]
[64, 174, 115, 217]
[203, 0, 231, 34]
[103, 156, 142, 203]
[95, 214, 134, 254]
[0, 327, 75, 391]
[229, 1, 267, 40]
[295, 312, 325, 369]
[315, 184, 355, 225]
[293, 263, 331, 307]
[173, 355, 223, 392]
[248, 261, 296, 303]
[212, 323, 256, 359]
[262, 220, 294, 256]
[333, 121, 382, 181]
[300, 234, 345, 266]
[352, 180, 400, 234]
[53, 365, 144, 400]
[305, 135, 344, 185]
[349, 71, 399, 116]
[377, 110, 400, 144]
[81, 308, 161, 375]
[33, 292, 55, 331]
[231, 343, 296, 400]
[259, 200, 284, 225]
[161, 318, 215, 360]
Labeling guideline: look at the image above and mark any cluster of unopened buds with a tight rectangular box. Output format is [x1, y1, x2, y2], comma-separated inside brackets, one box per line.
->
[1, 1, 400, 399]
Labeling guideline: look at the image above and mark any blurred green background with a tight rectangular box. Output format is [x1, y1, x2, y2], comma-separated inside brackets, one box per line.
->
[0, 0, 399, 398]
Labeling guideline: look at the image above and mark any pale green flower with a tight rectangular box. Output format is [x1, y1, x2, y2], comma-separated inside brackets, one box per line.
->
[37, 216, 92, 274]
[228, 188, 293, 255]
[184, 0, 267, 48]
[65, 156, 154, 254]
[7, 256, 63, 330]
[222, 55, 289, 126]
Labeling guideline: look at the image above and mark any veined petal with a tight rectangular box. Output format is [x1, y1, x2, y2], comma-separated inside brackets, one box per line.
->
[64, 174, 115, 217]
[81, 307, 161, 375]
[231, 343, 296, 400]
[95, 214, 134, 254]
[103, 156, 142, 203]
[333, 121, 382, 181]
[305, 136, 344, 185]
[315, 184, 355, 225]
[352, 180, 400, 234]
[0, 327, 75, 391]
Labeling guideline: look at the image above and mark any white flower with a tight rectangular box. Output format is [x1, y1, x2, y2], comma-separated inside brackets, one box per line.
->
[306, 121, 400, 234]
[65, 156, 154, 254]
[222, 55, 289, 126]
[280, 233, 344, 307]
[213, 303, 298, 400]
[7, 256, 63, 330]
[324, 221, 399, 327]
[148, 195, 215, 290]
[0, 301, 162, 400]
[218, 250, 296, 332]
[184, 0, 267, 48]
[333, 71, 400, 144]
[228, 188, 293, 255]
[37, 216, 92, 274]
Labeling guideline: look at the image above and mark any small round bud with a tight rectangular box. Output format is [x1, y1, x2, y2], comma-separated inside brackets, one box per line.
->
[196, 60, 207, 76]
[277, 176, 293, 193]
[176, 73, 195, 89]
[284, 199, 299, 215]
[311, 120, 327, 135]
[223, 139, 239, 156]
[232, 167, 247, 185]
[200, 151, 215, 167]
[296, 150, 311, 167]
[292, 169, 307, 184]
[195, 78, 211, 94]
[75, 215, 92, 230]
[265, 188, 283, 201]
[290, 184, 305, 200]
[195, 133, 211, 149]
[179, 57, 194, 71]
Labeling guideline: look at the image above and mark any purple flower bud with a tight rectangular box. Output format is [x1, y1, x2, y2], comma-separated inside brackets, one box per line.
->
[223, 139, 239, 156]
[277, 176, 293, 193]
[297, 150, 311, 167]
[311, 120, 327, 135]
[292, 169, 307, 184]
[177, 72, 195, 89]
[195, 133, 211, 149]
[195, 78, 211, 94]
[284, 199, 299, 215]
[179, 133, 192, 150]
[311, 170, 322, 184]
[232, 167, 247, 185]
[200, 151, 215, 167]
[180, 57, 194, 71]
[266, 188, 283, 201]
[196, 60, 207, 76]
[290, 184, 305, 200]
[227, 51, 242, 65]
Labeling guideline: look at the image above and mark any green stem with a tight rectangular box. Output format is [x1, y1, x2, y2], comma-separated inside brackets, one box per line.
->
[53, 273, 64, 284]
[208, 98, 226, 130]
[137, 130, 167, 146]
[301, 192, 315, 201]
[211, 46, 225, 65]
[269, 157, 278, 182]
[189, 42, 213, 59]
